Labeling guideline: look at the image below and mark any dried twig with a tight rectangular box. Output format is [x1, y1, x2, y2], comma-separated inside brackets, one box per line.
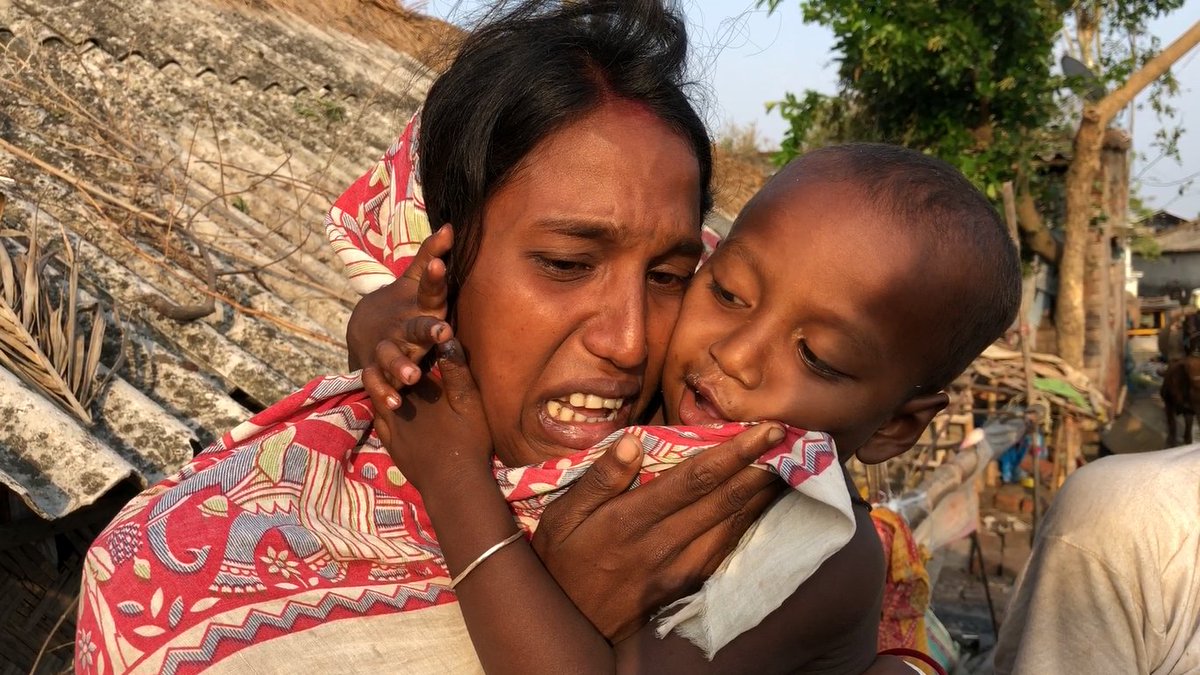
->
[28, 594, 79, 675]
[0, 29, 358, 352]
[134, 226, 216, 322]
[0, 137, 169, 227]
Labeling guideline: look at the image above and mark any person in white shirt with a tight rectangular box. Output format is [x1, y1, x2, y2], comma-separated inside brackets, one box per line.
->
[994, 445, 1200, 674]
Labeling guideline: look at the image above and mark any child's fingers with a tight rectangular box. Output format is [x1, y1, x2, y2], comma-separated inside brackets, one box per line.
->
[417, 256, 449, 315]
[375, 339, 422, 387]
[390, 315, 452, 352]
[375, 316, 453, 383]
[401, 224, 453, 284]
[434, 339, 482, 416]
[363, 365, 402, 411]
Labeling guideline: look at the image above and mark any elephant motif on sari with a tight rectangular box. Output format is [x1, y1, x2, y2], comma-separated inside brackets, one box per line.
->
[143, 425, 440, 594]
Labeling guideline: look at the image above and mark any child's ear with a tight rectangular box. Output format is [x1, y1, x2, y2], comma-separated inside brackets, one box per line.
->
[856, 392, 949, 465]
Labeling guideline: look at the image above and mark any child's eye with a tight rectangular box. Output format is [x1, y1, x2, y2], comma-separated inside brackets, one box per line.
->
[799, 340, 845, 380]
[708, 279, 747, 308]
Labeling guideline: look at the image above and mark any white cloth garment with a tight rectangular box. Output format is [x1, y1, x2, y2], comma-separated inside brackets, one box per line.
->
[994, 445, 1200, 675]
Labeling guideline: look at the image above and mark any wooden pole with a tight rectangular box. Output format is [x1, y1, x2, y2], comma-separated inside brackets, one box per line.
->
[1002, 181, 1043, 540]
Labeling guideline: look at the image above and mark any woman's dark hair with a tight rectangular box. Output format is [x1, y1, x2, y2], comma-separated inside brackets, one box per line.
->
[419, 0, 713, 309]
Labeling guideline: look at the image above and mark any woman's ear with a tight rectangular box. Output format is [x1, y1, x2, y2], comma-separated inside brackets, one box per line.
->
[855, 392, 949, 465]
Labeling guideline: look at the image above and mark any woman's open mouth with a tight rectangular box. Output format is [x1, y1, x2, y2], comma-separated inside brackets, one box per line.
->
[546, 393, 624, 423]
[537, 389, 636, 450]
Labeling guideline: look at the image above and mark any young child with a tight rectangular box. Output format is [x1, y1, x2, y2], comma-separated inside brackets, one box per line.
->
[76, 136, 1015, 675]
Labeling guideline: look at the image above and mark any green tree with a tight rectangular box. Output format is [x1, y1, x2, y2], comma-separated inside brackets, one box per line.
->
[762, 0, 1200, 370]
[762, 0, 1067, 190]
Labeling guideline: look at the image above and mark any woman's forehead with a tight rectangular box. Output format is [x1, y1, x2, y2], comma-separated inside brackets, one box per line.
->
[482, 102, 704, 245]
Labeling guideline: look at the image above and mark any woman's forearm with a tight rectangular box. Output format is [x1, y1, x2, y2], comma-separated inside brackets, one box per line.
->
[421, 468, 615, 674]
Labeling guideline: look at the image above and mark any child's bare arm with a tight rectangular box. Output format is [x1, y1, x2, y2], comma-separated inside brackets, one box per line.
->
[367, 351, 787, 674]
[610, 500, 885, 674]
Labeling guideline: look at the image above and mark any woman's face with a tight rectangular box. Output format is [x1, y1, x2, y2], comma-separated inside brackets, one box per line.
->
[455, 99, 703, 466]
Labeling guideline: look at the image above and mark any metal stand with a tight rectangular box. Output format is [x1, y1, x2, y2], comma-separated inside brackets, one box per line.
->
[969, 530, 1000, 638]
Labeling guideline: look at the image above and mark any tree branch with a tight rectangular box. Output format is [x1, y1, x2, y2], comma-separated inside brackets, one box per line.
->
[1015, 170, 1060, 263]
[1016, 191, 1061, 263]
[1095, 20, 1200, 123]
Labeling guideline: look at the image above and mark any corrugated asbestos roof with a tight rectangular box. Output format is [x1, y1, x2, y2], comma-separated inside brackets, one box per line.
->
[0, 0, 432, 520]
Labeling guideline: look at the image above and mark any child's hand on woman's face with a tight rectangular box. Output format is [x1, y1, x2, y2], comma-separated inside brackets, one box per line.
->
[346, 225, 453, 382]
[365, 337, 494, 492]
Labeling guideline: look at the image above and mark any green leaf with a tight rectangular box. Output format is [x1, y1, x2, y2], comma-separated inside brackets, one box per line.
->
[200, 495, 229, 518]
[256, 426, 295, 483]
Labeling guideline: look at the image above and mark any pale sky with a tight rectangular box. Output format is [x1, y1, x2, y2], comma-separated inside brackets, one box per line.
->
[423, 0, 1200, 218]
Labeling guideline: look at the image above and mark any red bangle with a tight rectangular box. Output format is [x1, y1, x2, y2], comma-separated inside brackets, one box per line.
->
[877, 648, 948, 675]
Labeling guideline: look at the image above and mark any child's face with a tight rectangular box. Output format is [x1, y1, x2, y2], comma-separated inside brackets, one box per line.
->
[662, 178, 955, 458]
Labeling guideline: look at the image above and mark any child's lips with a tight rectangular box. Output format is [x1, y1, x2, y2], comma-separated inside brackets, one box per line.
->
[678, 382, 732, 426]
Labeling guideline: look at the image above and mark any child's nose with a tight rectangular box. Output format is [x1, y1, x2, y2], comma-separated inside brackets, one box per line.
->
[709, 329, 763, 390]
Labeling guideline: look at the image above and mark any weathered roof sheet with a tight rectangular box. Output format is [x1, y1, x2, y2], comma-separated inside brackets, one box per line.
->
[0, 0, 776, 523]
[1134, 208, 1192, 226]
[0, 0, 433, 520]
[1154, 222, 1200, 253]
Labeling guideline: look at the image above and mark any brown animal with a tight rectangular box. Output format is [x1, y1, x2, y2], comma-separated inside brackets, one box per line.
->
[1162, 354, 1200, 446]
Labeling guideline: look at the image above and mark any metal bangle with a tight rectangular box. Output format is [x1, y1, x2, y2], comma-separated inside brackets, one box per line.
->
[448, 530, 524, 590]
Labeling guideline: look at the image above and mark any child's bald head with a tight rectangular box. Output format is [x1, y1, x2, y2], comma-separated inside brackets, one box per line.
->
[734, 143, 1021, 391]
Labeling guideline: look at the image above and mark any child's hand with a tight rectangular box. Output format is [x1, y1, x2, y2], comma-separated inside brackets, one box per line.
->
[361, 316, 453, 410]
[530, 425, 785, 641]
[365, 338, 493, 493]
[346, 225, 453, 387]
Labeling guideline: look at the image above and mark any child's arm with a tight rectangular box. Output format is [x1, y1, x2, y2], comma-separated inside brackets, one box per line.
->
[610, 499, 885, 674]
[370, 346, 884, 674]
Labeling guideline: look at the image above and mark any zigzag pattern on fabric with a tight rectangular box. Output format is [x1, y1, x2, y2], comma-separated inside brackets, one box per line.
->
[159, 583, 453, 675]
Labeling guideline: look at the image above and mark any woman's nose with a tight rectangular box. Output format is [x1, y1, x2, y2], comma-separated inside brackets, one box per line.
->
[709, 326, 764, 390]
[581, 287, 649, 370]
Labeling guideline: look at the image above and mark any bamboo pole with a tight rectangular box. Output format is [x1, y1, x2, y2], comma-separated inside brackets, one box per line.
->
[1002, 181, 1043, 540]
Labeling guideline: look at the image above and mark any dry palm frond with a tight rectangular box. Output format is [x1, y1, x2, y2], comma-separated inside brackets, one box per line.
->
[0, 218, 116, 424]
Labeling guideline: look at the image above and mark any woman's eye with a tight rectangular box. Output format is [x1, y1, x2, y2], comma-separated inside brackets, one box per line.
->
[648, 269, 692, 291]
[799, 340, 843, 380]
[708, 279, 747, 308]
[534, 256, 591, 277]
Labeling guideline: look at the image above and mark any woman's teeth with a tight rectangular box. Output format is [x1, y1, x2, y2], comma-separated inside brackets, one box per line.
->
[546, 394, 624, 423]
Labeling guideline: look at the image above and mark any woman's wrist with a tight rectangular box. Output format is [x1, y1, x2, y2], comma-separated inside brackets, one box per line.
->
[421, 463, 499, 516]
[414, 450, 494, 500]
[386, 417, 494, 499]
[421, 468, 520, 577]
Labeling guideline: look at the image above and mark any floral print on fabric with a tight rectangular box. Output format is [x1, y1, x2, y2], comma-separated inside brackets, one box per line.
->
[75, 370, 835, 674]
